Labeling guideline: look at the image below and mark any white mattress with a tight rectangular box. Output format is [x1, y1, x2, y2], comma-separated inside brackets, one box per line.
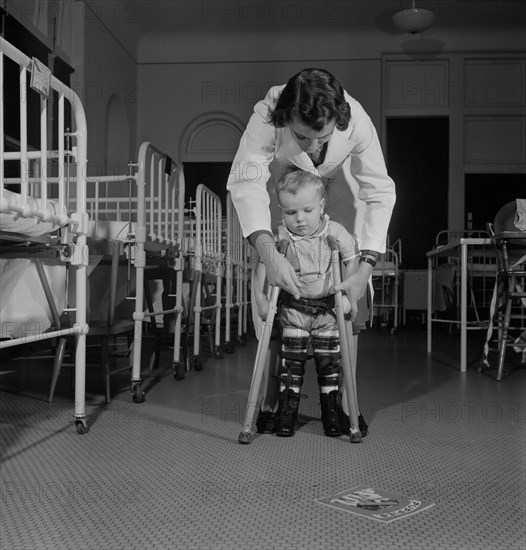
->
[87, 219, 133, 240]
[0, 189, 64, 237]
[88, 219, 179, 254]
[0, 258, 67, 338]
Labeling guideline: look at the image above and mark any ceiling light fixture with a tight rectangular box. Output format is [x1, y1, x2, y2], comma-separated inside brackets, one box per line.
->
[392, 1, 436, 34]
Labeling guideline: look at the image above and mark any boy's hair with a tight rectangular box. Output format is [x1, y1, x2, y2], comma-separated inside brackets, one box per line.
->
[276, 167, 325, 203]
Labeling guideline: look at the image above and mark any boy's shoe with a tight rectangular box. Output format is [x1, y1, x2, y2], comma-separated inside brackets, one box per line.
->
[275, 390, 301, 437]
[256, 410, 275, 434]
[320, 391, 343, 437]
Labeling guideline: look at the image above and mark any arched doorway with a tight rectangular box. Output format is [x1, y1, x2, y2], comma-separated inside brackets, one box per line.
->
[179, 112, 245, 207]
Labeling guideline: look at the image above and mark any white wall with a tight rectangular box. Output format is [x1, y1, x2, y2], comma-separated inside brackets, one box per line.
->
[134, 9, 525, 160]
[9, 0, 139, 177]
[131, 16, 524, 236]
[11, 0, 524, 227]
[137, 59, 382, 161]
[81, 13, 137, 177]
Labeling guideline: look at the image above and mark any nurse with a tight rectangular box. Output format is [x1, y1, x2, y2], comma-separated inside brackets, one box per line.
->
[227, 68, 396, 435]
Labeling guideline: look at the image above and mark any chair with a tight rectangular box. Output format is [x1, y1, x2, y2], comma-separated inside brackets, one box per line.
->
[481, 201, 526, 381]
[49, 239, 136, 403]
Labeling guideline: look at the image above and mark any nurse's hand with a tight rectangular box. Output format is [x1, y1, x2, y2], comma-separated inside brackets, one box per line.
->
[257, 298, 270, 320]
[341, 295, 358, 321]
[334, 261, 371, 304]
[254, 233, 303, 299]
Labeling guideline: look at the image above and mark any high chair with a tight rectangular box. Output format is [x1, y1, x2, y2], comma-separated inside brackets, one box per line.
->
[481, 201, 526, 381]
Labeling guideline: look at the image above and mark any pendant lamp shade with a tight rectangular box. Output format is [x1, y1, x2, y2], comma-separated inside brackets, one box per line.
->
[392, 2, 436, 34]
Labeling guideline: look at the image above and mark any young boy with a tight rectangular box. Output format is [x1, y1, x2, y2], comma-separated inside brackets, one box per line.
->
[253, 168, 360, 437]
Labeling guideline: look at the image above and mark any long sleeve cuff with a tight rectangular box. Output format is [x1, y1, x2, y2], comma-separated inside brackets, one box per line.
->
[247, 229, 274, 247]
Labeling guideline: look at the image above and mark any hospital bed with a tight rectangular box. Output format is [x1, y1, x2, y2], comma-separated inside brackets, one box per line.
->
[0, 37, 89, 433]
[224, 192, 250, 352]
[133, 143, 186, 392]
[51, 142, 186, 400]
[184, 184, 223, 371]
[372, 237, 402, 332]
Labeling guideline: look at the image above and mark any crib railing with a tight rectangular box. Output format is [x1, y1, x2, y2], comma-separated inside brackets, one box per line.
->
[137, 142, 185, 248]
[187, 184, 223, 367]
[225, 192, 247, 350]
[130, 142, 186, 395]
[0, 36, 89, 433]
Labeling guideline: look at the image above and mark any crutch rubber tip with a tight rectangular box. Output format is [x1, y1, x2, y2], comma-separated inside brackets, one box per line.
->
[238, 431, 253, 444]
[349, 430, 362, 443]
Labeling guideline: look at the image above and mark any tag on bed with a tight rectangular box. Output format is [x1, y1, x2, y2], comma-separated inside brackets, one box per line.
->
[30, 58, 52, 98]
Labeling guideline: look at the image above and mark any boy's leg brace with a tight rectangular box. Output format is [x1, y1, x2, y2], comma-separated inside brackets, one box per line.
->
[312, 333, 343, 436]
[279, 332, 309, 394]
[312, 335, 341, 393]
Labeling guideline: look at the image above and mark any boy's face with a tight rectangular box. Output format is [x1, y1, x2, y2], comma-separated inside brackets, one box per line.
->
[278, 183, 324, 237]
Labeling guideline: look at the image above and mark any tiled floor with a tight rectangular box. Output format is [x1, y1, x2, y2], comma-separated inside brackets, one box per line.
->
[1, 324, 525, 550]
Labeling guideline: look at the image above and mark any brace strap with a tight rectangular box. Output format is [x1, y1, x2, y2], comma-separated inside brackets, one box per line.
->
[280, 292, 335, 317]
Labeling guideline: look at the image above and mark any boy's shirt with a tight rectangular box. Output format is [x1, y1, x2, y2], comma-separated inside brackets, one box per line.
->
[276, 214, 360, 300]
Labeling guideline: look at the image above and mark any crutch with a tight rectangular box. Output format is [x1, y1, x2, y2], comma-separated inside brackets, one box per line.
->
[327, 235, 362, 443]
[238, 285, 280, 444]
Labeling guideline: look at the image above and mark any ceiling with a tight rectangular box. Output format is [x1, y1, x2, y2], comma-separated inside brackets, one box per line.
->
[86, 0, 526, 60]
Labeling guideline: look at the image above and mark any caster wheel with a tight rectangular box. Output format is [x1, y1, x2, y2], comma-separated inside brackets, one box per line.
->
[131, 382, 145, 403]
[237, 334, 247, 346]
[238, 431, 253, 444]
[214, 346, 223, 359]
[75, 419, 88, 435]
[224, 341, 234, 354]
[173, 362, 185, 381]
[193, 356, 202, 371]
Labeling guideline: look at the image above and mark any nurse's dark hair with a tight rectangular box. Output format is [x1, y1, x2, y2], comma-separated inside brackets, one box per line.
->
[269, 68, 351, 132]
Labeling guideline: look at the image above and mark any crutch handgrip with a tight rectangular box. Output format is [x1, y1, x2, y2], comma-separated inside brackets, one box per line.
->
[327, 235, 362, 443]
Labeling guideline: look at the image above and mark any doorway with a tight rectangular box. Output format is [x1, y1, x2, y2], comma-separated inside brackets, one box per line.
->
[465, 173, 526, 229]
[386, 117, 449, 269]
[183, 162, 232, 211]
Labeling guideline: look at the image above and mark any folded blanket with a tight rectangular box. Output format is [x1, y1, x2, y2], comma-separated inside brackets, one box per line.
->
[1, 189, 65, 236]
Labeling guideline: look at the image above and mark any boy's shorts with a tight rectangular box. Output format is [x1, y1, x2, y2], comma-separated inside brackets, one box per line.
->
[251, 284, 372, 341]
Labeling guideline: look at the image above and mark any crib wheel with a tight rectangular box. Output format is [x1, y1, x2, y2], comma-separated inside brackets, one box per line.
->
[224, 341, 234, 354]
[173, 361, 185, 381]
[237, 334, 247, 346]
[214, 346, 223, 359]
[75, 419, 88, 435]
[193, 356, 202, 371]
[131, 382, 145, 403]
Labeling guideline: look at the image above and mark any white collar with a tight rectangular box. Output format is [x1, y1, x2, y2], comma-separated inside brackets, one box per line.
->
[281, 214, 330, 242]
